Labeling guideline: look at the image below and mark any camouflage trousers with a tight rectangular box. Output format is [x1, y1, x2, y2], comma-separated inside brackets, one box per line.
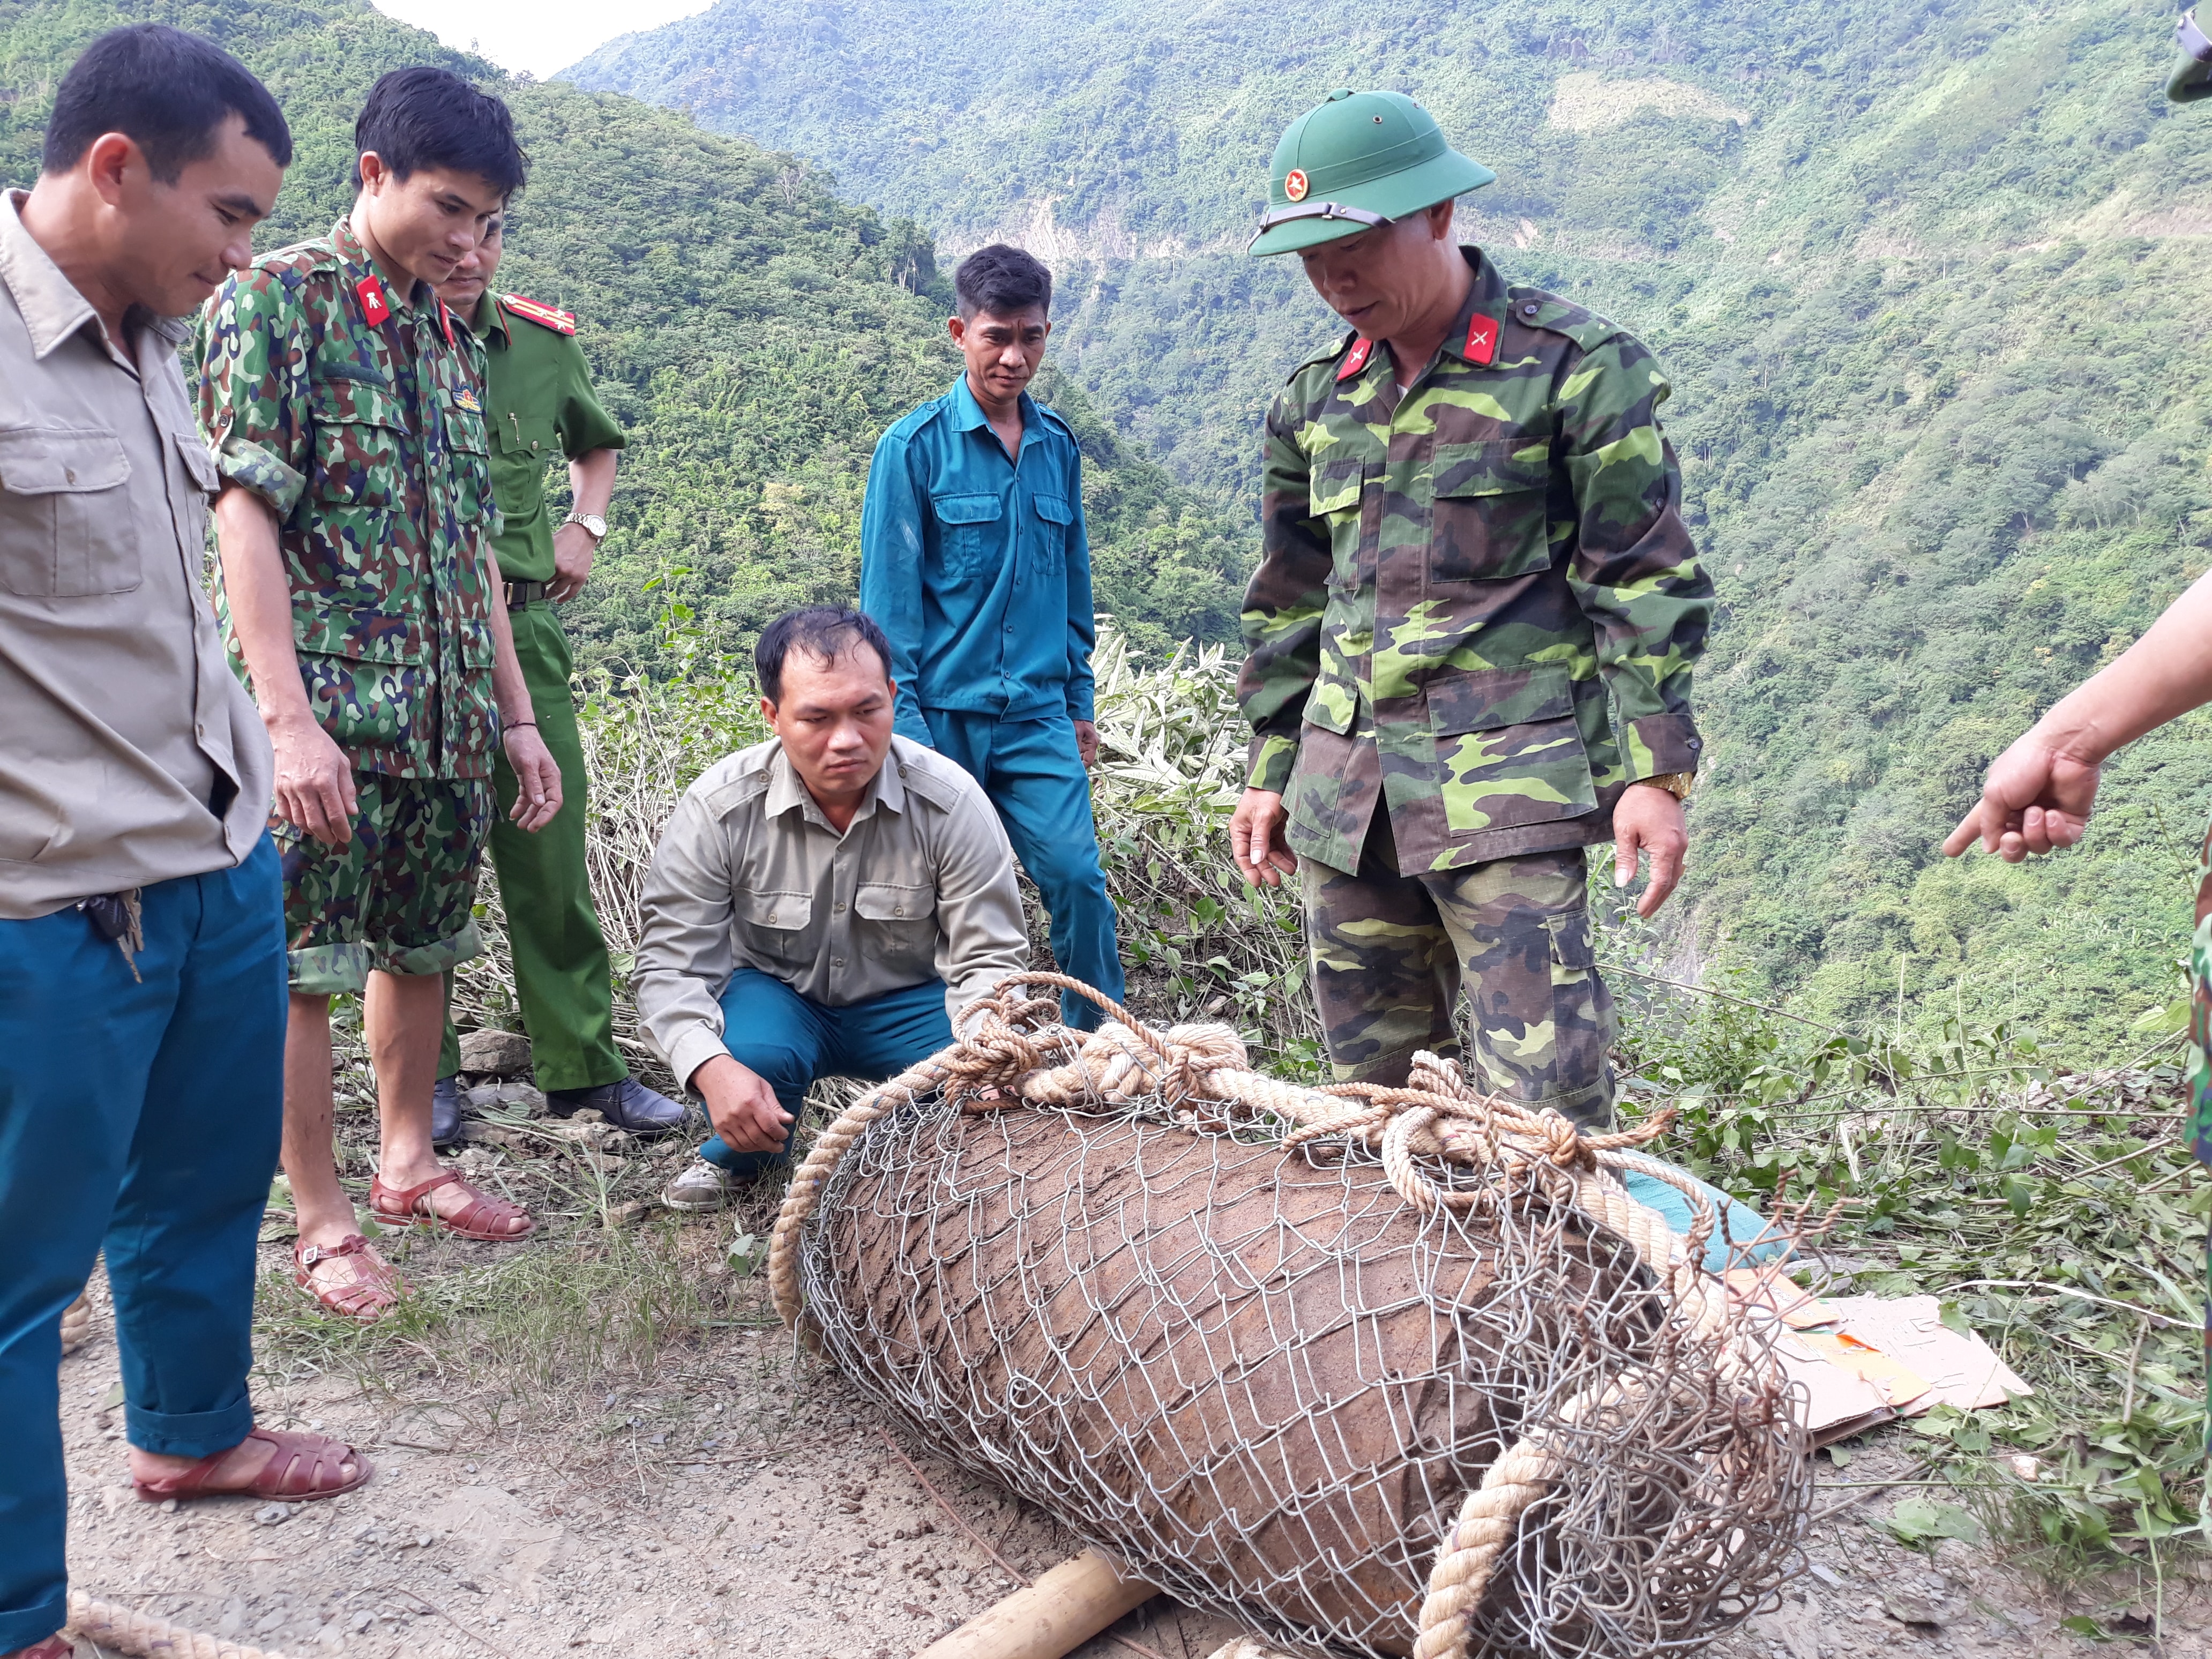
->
[1303, 809, 1614, 1129]
[276, 772, 492, 996]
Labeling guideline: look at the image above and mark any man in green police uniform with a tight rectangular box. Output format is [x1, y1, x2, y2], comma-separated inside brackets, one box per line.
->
[430, 216, 682, 1139]
[1228, 90, 1714, 1131]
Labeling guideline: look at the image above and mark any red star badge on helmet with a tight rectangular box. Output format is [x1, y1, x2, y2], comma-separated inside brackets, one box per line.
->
[1284, 169, 1309, 203]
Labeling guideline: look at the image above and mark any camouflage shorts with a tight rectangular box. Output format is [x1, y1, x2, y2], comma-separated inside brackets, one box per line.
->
[275, 772, 492, 996]
[1303, 810, 1614, 1129]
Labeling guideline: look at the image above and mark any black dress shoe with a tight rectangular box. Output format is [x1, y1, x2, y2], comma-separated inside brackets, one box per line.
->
[545, 1075, 685, 1137]
[431, 1075, 464, 1146]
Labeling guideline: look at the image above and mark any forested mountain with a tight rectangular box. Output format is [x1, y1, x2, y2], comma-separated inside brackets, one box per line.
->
[574, 0, 2212, 1056]
[0, 0, 1252, 663]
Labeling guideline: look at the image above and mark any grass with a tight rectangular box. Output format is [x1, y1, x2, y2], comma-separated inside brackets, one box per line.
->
[267, 611, 2209, 1580]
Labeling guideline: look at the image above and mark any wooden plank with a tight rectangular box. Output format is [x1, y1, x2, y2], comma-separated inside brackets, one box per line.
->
[915, 1550, 1156, 1659]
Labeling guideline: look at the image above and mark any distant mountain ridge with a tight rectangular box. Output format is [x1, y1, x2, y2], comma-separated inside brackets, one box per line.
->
[0, 0, 1254, 662]
[572, 0, 2212, 1054]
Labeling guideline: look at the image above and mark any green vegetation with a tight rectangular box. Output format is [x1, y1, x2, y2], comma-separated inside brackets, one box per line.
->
[574, 0, 2212, 1059]
[0, 0, 1251, 662]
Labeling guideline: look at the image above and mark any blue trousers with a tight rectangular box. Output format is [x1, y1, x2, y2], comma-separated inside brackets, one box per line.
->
[696, 970, 953, 1175]
[0, 839, 287, 1651]
[923, 708, 1124, 1031]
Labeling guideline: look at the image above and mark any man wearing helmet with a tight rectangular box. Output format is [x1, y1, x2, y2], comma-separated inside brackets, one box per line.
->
[1228, 88, 1715, 1129]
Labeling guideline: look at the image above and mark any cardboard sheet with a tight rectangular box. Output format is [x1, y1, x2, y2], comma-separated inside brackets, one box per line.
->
[1737, 1281, 2031, 1442]
[1819, 1294, 2032, 1411]
[1774, 1331, 1898, 1445]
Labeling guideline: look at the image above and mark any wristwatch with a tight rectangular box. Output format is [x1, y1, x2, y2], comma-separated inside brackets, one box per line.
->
[1638, 771, 1695, 802]
[563, 511, 608, 542]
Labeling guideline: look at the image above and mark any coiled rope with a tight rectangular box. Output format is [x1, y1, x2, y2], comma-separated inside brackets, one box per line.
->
[767, 972, 1762, 1659]
[66, 1591, 292, 1659]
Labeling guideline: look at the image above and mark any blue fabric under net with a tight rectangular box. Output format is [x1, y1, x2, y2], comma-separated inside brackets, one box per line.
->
[1618, 1164, 1790, 1271]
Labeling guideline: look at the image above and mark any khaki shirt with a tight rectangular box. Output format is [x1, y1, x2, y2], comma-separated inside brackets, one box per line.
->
[0, 192, 271, 919]
[636, 735, 1028, 1089]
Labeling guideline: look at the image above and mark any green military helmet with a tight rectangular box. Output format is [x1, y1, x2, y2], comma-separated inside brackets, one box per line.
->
[1248, 88, 1495, 258]
[2172, 6, 2212, 101]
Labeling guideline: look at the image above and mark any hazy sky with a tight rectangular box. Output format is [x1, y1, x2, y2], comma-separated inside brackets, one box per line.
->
[371, 0, 711, 81]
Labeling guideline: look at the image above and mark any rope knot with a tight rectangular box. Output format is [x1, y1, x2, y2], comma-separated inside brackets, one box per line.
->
[1020, 1020, 1248, 1107]
[1533, 1109, 1597, 1171]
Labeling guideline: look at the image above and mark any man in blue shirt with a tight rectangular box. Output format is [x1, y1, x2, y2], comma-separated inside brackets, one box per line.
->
[859, 245, 1123, 1031]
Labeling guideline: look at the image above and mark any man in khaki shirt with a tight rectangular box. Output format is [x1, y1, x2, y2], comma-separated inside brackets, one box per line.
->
[0, 28, 370, 1659]
[637, 606, 1028, 1210]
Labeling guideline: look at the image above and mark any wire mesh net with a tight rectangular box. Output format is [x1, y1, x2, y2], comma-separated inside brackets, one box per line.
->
[784, 984, 1811, 1659]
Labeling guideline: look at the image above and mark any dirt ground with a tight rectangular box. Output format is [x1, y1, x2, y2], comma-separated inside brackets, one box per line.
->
[46, 1083, 2212, 1659]
[55, 1290, 2212, 1659]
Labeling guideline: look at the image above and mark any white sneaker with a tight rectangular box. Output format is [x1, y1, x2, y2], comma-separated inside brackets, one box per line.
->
[661, 1156, 735, 1212]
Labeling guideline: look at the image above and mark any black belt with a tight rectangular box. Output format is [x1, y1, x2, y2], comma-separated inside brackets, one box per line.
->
[504, 579, 549, 610]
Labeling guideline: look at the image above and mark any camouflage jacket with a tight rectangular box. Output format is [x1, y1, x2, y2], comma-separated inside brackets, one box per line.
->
[197, 219, 503, 780]
[1238, 249, 1713, 877]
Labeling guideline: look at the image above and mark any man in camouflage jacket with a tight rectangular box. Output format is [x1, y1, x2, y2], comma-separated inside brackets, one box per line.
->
[199, 69, 561, 1319]
[1230, 89, 1713, 1127]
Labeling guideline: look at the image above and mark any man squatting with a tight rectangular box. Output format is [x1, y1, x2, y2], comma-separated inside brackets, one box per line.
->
[0, 28, 373, 1659]
[638, 607, 1032, 1203]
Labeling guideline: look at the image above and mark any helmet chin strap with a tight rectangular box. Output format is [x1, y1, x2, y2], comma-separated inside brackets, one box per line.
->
[1247, 199, 1393, 251]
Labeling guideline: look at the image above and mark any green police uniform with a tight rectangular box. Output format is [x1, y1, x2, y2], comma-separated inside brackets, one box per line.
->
[437, 290, 629, 1091]
[1239, 92, 1714, 1127]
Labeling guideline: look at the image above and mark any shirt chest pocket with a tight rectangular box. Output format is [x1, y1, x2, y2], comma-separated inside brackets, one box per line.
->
[308, 379, 408, 513]
[495, 413, 559, 458]
[1026, 493, 1073, 577]
[442, 405, 494, 529]
[1428, 437, 1554, 588]
[737, 889, 813, 965]
[0, 425, 141, 599]
[854, 882, 937, 968]
[1309, 455, 1371, 594]
[932, 491, 1003, 580]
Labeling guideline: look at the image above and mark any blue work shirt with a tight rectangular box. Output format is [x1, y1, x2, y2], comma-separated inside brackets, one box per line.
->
[859, 375, 1096, 745]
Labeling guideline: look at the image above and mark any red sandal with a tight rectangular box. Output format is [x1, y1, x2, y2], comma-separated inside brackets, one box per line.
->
[293, 1232, 402, 1322]
[133, 1426, 372, 1504]
[370, 1169, 535, 1242]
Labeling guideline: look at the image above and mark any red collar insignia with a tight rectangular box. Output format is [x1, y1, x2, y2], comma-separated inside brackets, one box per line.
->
[1463, 314, 1498, 367]
[438, 300, 454, 346]
[1336, 337, 1375, 382]
[356, 275, 391, 326]
[500, 293, 579, 336]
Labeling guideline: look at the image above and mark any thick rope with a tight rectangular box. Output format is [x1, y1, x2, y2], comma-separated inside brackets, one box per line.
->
[68, 1592, 292, 1659]
[767, 973, 1764, 1659]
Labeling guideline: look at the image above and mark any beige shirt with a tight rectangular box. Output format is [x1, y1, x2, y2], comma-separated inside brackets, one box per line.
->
[636, 735, 1029, 1088]
[0, 192, 271, 918]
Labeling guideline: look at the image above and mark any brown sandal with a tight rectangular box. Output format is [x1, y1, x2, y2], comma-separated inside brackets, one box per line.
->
[133, 1426, 372, 1505]
[370, 1169, 535, 1242]
[293, 1233, 402, 1322]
